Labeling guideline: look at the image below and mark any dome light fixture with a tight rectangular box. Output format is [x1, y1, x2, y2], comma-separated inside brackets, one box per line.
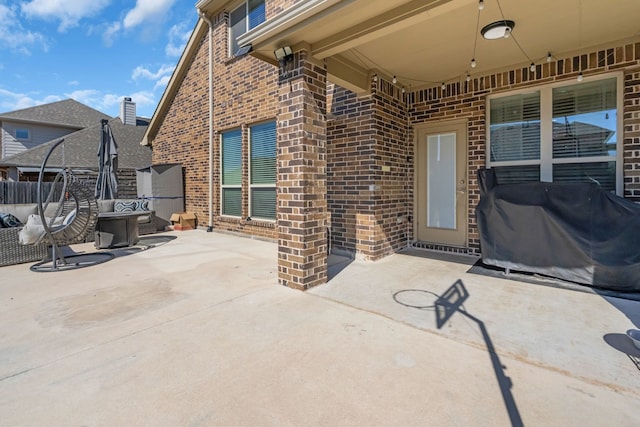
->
[481, 20, 515, 40]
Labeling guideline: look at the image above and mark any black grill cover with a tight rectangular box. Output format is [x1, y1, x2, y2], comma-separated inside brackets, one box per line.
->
[476, 169, 640, 291]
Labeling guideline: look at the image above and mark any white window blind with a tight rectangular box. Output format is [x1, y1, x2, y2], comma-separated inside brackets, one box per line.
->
[229, 0, 265, 56]
[487, 76, 620, 193]
[249, 121, 276, 220]
[489, 92, 541, 162]
[222, 129, 242, 217]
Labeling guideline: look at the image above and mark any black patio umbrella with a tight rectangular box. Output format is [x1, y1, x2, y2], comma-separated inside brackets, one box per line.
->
[95, 119, 118, 200]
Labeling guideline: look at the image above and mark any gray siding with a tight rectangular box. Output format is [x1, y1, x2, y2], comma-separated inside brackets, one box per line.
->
[1, 121, 78, 159]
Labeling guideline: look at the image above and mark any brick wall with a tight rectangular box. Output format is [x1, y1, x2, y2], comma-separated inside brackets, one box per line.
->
[327, 86, 375, 255]
[407, 41, 640, 254]
[151, 0, 640, 260]
[152, 31, 209, 225]
[624, 70, 640, 199]
[151, 3, 290, 239]
[277, 50, 328, 289]
[327, 79, 410, 260]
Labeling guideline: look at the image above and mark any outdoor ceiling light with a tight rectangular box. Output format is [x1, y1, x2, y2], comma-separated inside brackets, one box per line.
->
[274, 46, 293, 61]
[481, 20, 515, 40]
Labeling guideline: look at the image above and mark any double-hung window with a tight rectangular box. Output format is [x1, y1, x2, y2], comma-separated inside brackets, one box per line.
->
[229, 0, 265, 57]
[221, 129, 242, 217]
[487, 75, 621, 194]
[249, 121, 276, 220]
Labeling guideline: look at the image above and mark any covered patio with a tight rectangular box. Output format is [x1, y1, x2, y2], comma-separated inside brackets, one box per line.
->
[211, 0, 640, 289]
[0, 231, 638, 425]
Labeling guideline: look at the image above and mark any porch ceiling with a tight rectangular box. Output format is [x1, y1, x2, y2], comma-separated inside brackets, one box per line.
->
[242, 0, 640, 93]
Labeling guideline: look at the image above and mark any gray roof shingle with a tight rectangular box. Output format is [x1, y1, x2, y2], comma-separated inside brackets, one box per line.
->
[0, 99, 111, 129]
[0, 117, 152, 170]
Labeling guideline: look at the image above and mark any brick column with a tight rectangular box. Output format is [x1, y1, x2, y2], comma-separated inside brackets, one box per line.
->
[277, 50, 328, 290]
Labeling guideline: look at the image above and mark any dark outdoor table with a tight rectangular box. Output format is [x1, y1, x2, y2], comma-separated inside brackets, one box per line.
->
[95, 211, 150, 249]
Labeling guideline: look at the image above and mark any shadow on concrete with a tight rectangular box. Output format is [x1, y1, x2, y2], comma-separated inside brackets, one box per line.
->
[393, 280, 523, 427]
[398, 247, 477, 266]
[596, 292, 640, 328]
[62, 235, 177, 260]
[603, 333, 640, 371]
[328, 253, 353, 281]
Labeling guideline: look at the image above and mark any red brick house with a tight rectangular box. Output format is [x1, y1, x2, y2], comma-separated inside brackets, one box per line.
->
[143, 0, 640, 289]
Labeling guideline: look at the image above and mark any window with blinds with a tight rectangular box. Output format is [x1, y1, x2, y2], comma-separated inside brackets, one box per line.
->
[487, 75, 620, 193]
[490, 92, 540, 163]
[221, 129, 242, 217]
[229, 0, 265, 57]
[249, 121, 276, 220]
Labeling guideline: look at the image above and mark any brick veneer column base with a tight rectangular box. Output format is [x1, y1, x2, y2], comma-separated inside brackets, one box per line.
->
[277, 50, 328, 290]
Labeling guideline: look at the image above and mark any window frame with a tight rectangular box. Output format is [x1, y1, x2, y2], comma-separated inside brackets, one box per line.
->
[248, 120, 277, 221]
[15, 128, 31, 141]
[228, 0, 265, 58]
[486, 72, 623, 195]
[220, 128, 243, 218]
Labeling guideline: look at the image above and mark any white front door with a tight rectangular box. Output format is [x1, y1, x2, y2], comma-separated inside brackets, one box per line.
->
[416, 120, 468, 246]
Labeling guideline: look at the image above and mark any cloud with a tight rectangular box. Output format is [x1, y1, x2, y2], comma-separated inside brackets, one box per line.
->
[0, 4, 47, 54]
[102, 21, 121, 47]
[154, 75, 171, 91]
[0, 87, 158, 118]
[129, 91, 156, 109]
[123, 0, 176, 29]
[65, 89, 156, 118]
[0, 88, 61, 112]
[20, 0, 112, 32]
[165, 22, 191, 57]
[101, 90, 157, 118]
[132, 64, 175, 82]
[64, 89, 102, 107]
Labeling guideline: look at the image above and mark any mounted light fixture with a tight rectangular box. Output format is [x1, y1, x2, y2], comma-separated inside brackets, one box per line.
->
[274, 46, 293, 63]
[481, 20, 515, 40]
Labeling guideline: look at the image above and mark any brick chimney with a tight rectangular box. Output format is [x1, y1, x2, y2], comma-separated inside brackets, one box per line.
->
[120, 97, 136, 126]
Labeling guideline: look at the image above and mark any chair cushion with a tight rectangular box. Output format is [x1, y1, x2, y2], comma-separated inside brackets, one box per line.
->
[63, 209, 77, 226]
[0, 212, 23, 228]
[97, 199, 115, 213]
[1, 204, 37, 223]
[114, 199, 148, 212]
[136, 215, 151, 223]
[18, 215, 45, 245]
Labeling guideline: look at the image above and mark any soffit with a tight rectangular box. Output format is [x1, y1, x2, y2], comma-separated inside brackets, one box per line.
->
[244, 0, 640, 91]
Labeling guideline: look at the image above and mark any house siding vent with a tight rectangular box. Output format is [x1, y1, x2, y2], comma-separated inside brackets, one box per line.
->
[120, 97, 136, 126]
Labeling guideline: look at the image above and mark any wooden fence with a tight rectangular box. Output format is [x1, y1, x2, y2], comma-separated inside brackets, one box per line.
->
[1, 171, 137, 204]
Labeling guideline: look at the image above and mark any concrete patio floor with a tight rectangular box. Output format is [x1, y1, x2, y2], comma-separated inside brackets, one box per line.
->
[0, 230, 638, 426]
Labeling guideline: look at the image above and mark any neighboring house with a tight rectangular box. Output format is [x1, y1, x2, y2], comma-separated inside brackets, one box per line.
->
[0, 98, 151, 197]
[0, 99, 111, 165]
[142, 0, 640, 290]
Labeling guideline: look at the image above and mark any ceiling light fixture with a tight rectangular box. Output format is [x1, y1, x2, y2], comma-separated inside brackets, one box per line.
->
[471, 58, 477, 68]
[547, 52, 552, 62]
[481, 20, 515, 40]
[478, 0, 484, 10]
[393, 76, 397, 84]
[530, 63, 536, 72]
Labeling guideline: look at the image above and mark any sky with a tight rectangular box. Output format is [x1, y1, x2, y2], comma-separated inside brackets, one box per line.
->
[0, 0, 199, 119]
